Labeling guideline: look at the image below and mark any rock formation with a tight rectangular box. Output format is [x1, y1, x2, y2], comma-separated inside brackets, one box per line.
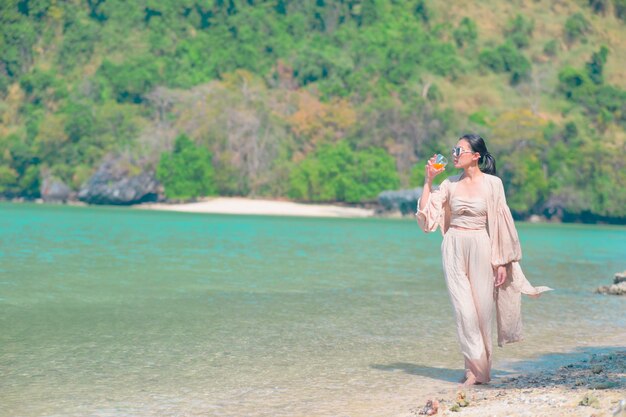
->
[595, 271, 626, 295]
[377, 188, 423, 216]
[40, 177, 73, 203]
[78, 156, 161, 205]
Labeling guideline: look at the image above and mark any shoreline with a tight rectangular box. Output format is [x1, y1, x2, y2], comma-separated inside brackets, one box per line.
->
[411, 349, 626, 417]
[133, 197, 377, 218]
[4, 198, 626, 225]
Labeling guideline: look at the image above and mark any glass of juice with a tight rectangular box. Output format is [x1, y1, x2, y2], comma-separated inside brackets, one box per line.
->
[432, 154, 448, 170]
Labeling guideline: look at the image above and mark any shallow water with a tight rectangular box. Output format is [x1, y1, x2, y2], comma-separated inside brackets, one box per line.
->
[1, 204, 624, 416]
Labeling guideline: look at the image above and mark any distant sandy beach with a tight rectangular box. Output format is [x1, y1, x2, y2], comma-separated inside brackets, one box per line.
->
[135, 197, 376, 218]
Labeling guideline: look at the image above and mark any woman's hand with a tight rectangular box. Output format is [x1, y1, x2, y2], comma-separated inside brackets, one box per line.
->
[425, 154, 445, 183]
[495, 265, 507, 287]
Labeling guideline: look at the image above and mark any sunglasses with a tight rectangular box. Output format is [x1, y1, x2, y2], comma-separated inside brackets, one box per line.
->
[451, 146, 475, 157]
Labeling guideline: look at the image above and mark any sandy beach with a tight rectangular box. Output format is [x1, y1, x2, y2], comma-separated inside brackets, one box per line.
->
[409, 350, 625, 417]
[135, 197, 376, 218]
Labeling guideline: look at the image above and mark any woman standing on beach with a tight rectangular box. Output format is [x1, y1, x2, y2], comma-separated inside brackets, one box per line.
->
[416, 134, 551, 385]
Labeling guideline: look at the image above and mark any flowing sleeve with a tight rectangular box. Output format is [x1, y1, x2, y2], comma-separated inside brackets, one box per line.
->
[492, 177, 553, 347]
[416, 179, 449, 233]
[490, 178, 522, 268]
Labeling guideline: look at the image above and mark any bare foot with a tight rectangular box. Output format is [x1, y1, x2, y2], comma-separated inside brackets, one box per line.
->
[458, 370, 473, 384]
[459, 369, 482, 387]
[462, 371, 482, 386]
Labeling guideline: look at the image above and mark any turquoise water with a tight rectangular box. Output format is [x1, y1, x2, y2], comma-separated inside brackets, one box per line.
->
[1, 204, 625, 416]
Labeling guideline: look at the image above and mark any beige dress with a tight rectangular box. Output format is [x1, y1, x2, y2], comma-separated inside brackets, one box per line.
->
[416, 174, 552, 383]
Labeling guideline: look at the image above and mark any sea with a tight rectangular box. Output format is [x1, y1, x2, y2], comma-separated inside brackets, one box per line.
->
[1, 203, 624, 416]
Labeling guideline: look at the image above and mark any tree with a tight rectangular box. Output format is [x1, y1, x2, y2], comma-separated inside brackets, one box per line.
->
[0, 1, 38, 88]
[479, 42, 531, 85]
[0, 132, 41, 197]
[98, 57, 161, 103]
[500, 153, 548, 215]
[289, 141, 399, 203]
[0, 165, 18, 195]
[588, 0, 609, 15]
[156, 134, 215, 200]
[615, 0, 626, 20]
[504, 14, 534, 49]
[58, 18, 100, 70]
[558, 67, 594, 100]
[558, 57, 626, 129]
[453, 17, 478, 49]
[586, 45, 609, 85]
[564, 13, 590, 45]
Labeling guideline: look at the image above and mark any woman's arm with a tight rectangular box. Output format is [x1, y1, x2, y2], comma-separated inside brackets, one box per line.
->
[416, 156, 449, 233]
[419, 154, 445, 211]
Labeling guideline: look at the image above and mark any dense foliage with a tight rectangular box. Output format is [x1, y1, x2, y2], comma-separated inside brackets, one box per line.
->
[1, 0, 625, 222]
[289, 141, 399, 203]
[156, 134, 215, 199]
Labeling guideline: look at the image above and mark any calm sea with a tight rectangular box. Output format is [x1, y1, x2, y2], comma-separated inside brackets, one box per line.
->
[1, 204, 625, 416]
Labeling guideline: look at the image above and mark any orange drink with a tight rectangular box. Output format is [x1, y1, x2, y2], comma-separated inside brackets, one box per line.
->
[432, 154, 448, 169]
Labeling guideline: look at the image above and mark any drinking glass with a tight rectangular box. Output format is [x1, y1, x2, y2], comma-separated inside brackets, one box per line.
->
[432, 154, 448, 170]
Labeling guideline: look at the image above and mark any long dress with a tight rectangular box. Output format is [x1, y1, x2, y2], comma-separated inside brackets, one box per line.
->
[416, 174, 552, 383]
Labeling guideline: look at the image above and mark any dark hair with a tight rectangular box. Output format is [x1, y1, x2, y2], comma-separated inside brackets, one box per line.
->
[459, 133, 496, 175]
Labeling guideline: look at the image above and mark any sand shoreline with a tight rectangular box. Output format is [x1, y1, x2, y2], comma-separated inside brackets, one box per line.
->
[410, 349, 626, 417]
[134, 197, 377, 218]
[7, 198, 626, 224]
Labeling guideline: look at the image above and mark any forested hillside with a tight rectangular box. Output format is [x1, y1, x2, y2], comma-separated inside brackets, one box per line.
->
[1, 0, 625, 222]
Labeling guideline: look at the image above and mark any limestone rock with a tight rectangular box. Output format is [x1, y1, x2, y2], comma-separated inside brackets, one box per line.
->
[78, 157, 161, 205]
[377, 188, 422, 216]
[40, 177, 73, 202]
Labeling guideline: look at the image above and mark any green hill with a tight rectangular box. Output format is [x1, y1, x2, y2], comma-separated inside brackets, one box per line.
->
[1, 0, 625, 222]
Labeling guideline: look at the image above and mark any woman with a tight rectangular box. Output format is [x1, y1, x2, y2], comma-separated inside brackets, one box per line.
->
[416, 134, 551, 385]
